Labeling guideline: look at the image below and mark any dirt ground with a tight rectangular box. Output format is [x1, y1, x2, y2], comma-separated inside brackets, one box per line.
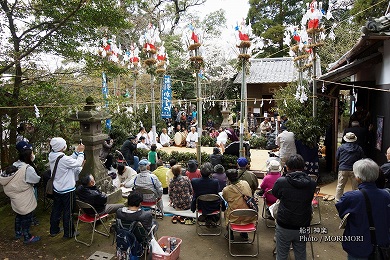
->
[0, 147, 345, 260]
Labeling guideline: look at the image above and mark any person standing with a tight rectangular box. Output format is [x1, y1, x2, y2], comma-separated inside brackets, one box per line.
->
[272, 154, 317, 260]
[148, 144, 158, 171]
[0, 141, 41, 244]
[276, 126, 297, 167]
[210, 147, 223, 167]
[49, 137, 85, 238]
[335, 132, 365, 202]
[336, 159, 390, 259]
[121, 135, 139, 171]
[100, 137, 114, 170]
[380, 147, 390, 189]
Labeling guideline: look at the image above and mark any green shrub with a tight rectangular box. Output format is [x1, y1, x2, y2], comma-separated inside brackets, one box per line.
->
[249, 135, 267, 149]
[201, 135, 216, 147]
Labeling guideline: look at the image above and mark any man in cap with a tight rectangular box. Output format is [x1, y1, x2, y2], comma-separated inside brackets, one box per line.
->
[335, 132, 365, 202]
[48, 137, 85, 238]
[125, 159, 163, 217]
[121, 135, 139, 171]
[237, 157, 259, 195]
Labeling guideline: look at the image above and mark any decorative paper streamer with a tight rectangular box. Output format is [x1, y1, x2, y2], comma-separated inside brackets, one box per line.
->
[34, 105, 40, 118]
[284, 99, 287, 107]
[145, 105, 148, 113]
[260, 98, 264, 107]
[254, 98, 257, 104]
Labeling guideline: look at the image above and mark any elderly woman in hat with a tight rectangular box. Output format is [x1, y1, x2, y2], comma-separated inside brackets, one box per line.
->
[260, 160, 282, 206]
[0, 141, 41, 244]
[335, 132, 365, 202]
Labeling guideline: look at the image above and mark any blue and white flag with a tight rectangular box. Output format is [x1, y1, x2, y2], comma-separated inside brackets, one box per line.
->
[161, 75, 172, 119]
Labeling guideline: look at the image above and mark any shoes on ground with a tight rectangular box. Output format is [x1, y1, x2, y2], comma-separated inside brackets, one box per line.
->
[24, 236, 40, 244]
[240, 232, 249, 241]
[15, 232, 22, 240]
[63, 231, 80, 238]
[50, 228, 64, 237]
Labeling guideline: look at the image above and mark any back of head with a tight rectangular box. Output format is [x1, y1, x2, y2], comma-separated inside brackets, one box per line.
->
[353, 158, 379, 183]
[200, 162, 213, 177]
[169, 159, 177, 167]
[187, 159, 198, 173]
[226, 169, 238, 183]
[171, 165, 182, 177]
[80, 174, 92, 186]
[151, 144, 157, 151]
[285, 154, 305, 172]
[156, 159, 164, 167]
[213, 147, 220, 154]
[214, 164, 225, 174]
[351, 121, 360, 127]
[127, 191, 143, 207]
[268, 160, 281, 172]
[117, 164, 125, 175]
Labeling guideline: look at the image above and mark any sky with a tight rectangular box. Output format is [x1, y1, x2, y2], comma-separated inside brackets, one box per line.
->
[194, 0, 250, 28]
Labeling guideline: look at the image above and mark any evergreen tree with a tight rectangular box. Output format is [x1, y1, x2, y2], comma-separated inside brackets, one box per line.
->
[248, 0, 302, 57]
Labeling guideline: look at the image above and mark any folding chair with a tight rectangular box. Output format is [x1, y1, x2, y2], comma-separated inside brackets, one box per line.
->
[75, 200, 110, 246]
[134, 187, 163, 219]
[195, 194, 222, 236]
[308, 174, 321, 225]
[261, 189, 276, 228]
[227, 209, 259, 257]
[113, 218, 157, 260]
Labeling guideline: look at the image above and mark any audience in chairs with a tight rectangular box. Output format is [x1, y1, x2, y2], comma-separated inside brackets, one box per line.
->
[116, 191, 157, 233]
[222, 169, 257, 241]
[191, 162, 224, 226]
[76, 174, 123, 215]
[169, 165, 192, 210]
[260, 160, 282, 205]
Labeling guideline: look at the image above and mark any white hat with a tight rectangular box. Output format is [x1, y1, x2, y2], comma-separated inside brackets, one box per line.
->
[50, 137, 67, 152]
[268, 160, 281, 172]
[343, 132, 357, 143]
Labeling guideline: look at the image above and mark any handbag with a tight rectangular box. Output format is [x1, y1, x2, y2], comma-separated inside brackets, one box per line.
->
[360, 189, 390, 260]
[45, 154, 64, 195]
[233, 184, 259, 212]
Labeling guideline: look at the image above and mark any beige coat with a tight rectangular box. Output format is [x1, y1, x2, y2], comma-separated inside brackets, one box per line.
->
[222, 180, 257, 225]
[0, 165, 37, 215]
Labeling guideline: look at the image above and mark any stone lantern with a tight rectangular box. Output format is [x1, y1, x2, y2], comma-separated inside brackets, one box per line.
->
[69, 96, 121, 202]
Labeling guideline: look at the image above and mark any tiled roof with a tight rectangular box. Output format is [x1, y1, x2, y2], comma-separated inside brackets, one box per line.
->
[234, 57, 298, 84]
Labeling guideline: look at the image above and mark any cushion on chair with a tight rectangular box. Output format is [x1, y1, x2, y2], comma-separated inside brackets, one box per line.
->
[197, 209, 220, 215]
[79, 213, 109, 223]
[230, 223, 256, 232]
[140, 201, 157, 207]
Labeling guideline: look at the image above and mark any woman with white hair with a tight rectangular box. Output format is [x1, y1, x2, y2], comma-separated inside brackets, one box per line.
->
[336, 159, 390, 259]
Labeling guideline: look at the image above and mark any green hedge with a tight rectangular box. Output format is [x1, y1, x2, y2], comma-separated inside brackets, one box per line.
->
[134, 148, 239, 170]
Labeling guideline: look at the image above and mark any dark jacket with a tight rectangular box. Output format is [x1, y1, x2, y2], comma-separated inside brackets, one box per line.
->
[342, 126, 368, 154]
[336, 182, 390, 258]
[191, 177, 224, 214]
[336, 143, 365, 171]
[273, 171, 317, 229]
[380, 162, 390, 189]
[76, 185, 107, 215]
[116, 207, 153, 232]
[121, 139, 137, 164]
[209, 154, 223, 167]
